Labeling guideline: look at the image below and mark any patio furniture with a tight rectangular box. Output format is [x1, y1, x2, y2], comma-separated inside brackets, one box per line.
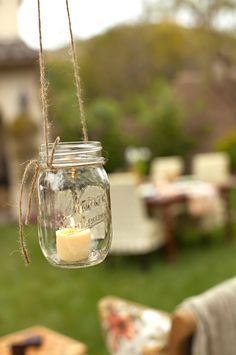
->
[109, 173, 165, 255]
[192, 152, 232, 231]
[0, 326, 87, 355]
[150, 157, 184, 183]
[145, 192, 186, 262]
[192, 152, 230, 184]
[143, 180, 234, 261]
[98, 296, 171, 355]
[98, 278, 236, 355]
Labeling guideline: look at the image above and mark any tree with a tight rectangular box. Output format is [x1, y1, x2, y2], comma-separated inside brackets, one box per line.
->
[125, 80, 195, 160]
[47, 60, 86, 141]
[80, 23, 192, 99]
[143, 0, 236, 30]
[172, 0, 236, 30]
[217, 130, 236, 171]
[145, 81, 195, 158]
[86, 98, 126, 172]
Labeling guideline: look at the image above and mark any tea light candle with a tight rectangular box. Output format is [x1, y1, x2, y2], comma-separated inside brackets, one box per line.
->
[56, 228, 92, 262]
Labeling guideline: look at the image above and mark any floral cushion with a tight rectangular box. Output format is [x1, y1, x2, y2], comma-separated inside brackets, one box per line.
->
[98, 296, 171, 355]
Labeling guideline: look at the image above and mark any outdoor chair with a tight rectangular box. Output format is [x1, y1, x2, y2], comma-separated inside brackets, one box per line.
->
[192, 152, 230, 184]
[109, 173, 164, 255]
[98, 277, 236, 355]
[150, 157, 184, 183]
[191, 152, 231, 230]
[98, 296, 171, 355]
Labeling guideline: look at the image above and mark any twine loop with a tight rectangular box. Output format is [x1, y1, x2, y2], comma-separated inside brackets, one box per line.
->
[19, 136, 60, 264]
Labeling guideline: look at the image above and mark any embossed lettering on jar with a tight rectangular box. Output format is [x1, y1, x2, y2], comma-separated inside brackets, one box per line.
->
[37, 142, 112, 268]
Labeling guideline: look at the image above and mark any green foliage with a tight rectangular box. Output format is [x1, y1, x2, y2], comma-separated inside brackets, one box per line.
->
[47, 58, 195, 171]
[216, 130, 236, 171]
[86, 98, 126, 172]
[78, 22, 236, 100]
[47, 60, 128, 171]
[147, 82, 194, 157]
[47, 22, 236, 171]
[47, 21, 236, 102]
[126, 80, 195, 159]
[80, 22, 193, 99]
[47, 60, 82, 141]
[85, 80, 195, 172]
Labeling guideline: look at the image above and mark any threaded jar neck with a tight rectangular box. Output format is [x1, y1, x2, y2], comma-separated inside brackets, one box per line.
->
[39, 141, 105, 168]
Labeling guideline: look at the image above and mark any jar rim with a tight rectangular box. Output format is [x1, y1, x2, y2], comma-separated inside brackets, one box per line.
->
[40, 141, 101, 149]
[39, 141, 105, 167]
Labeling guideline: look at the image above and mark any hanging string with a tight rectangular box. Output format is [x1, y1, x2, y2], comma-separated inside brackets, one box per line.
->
[18, 160, 39, 264]
[24, 163, 41, 226]
[18, 0, 88, 265]
[18, 0, 60, 265]
[37, 0, 50, 167]
[65, 0, 88, 142]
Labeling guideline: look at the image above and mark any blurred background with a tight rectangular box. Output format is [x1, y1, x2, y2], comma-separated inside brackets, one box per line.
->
[1, 0, 236, 354]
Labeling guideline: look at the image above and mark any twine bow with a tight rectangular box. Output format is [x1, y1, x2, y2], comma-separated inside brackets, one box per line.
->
[18, 0, 88, 265]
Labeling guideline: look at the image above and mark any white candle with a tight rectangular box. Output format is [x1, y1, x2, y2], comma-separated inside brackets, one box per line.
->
[56, 228, 92, 262]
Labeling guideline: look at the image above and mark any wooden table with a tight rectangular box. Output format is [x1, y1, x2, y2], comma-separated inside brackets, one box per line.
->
[218, 184, 233, 243]
[0, 326, 87, 355]
[146, 193, 187, 262]
[145, 183, 234, 262]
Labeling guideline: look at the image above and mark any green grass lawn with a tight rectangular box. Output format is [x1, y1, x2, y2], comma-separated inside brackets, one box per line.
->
[0, 218, 236, 354]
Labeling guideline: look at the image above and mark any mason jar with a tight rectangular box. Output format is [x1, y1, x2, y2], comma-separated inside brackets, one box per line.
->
[37, 141, 112, 268]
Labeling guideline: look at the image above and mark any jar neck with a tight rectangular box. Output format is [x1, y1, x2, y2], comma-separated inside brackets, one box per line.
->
[39, 141, 105, 168]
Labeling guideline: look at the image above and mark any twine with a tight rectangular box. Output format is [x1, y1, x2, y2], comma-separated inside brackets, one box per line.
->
[18, 0, 88, 264]
[18, 160, 40, 264]
[65, 0, 88, 142]
[18, 0, 88, 265]
[37, 0, 50, 167]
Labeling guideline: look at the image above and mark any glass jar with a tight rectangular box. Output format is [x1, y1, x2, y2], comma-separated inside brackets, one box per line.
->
[37, 141, 112, 268]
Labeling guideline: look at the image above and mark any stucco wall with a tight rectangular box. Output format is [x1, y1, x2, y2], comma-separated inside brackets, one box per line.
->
[0, 0, 19, 40]
[0, 66, 42, 220]
[0, 67, 41, 124]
